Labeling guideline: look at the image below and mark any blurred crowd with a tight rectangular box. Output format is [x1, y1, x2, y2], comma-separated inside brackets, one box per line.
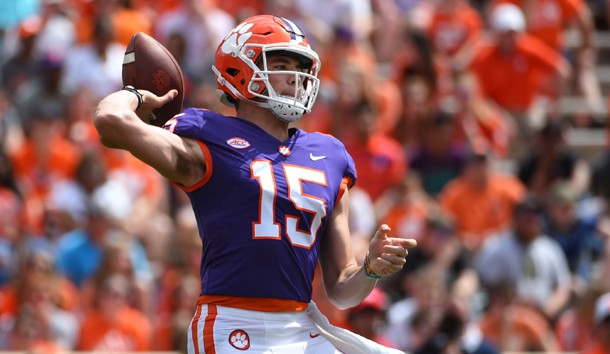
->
[1, 0, 610, 353]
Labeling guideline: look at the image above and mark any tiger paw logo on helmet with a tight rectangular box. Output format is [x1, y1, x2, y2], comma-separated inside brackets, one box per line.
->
[221, 22, 253, 55]
[229, 329, 250, 350]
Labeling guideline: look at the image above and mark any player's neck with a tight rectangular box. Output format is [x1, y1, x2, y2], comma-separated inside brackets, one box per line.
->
[237, 103, 290, 141]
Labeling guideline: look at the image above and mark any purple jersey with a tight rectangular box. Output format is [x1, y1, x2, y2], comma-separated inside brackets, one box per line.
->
[164, 108, 357, 303]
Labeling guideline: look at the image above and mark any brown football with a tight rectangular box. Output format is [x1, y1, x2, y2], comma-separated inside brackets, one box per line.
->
[122, 32, 185, 127]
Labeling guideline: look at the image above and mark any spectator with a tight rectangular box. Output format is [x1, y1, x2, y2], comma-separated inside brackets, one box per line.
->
[14, 50, 69, 136]
[439, 149, 525, 253]
[414, 295, 499, 354]
[555, 284, 606, 351]
[397, 212, 477, 299]
[581, 291, 610, 354]
[294, 0, 374, 46]
[0, 247, 80, 339]
[165, 273, 201, 351]
[0, 187, 24, 287]
[1, 16, 43, 98]
[343, 99, 407, 201]
[4, 272, 79, 351]
[80, 240, 154, 318]
[376, 173, 437, 247]
[383, 266, 449, 352]
[10, 50, 73, 236]
[34, 0, 76, 60]
[314, 41, 399, 139]
[54, 196, 152, 289]
[77, 273, 153, 351]
[543, 181, 604, 287]
[467, 3, 570, 156]
[409, 110, 467, 197]
[478, 281, 561, 352]
[108, 0, 152, 47]
[61, 14, 125, 99]
[346, 287, 397, 348]
[391, 28, 444, 148]
[426, 0, 484, 69]
[490, 0, 603, 119]
[154, 0, 235, 84]
[518, 121, 591, 201]
[475, 196, 572, 320]
[154, 220, 201, 350]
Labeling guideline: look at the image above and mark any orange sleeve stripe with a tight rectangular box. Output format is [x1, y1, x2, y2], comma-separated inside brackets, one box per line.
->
[335, 177, 352, 205]
[175, 140, 213, 193]
[203, 304, 218, 354]
[197, 295, 308, 312]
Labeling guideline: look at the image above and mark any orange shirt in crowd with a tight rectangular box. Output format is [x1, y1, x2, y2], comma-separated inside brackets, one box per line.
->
[78, 306, 152, 351]
[102, 149, 164, 202]
[555, 309, 595, 351]
[1, 278, 80, 316]
[480, 303, 558, 351]
[492, 0, 584, 50]
[439, 173, 525, 247]
[380, 197, 430, 238]
[344, 133, 407, 201]
[469, 34, 564, 113]
[111, 7, 153, 46]
[581, 343, 610, 354]
[427, 1, 483, 57]
[10, 136, 81, 194]
[9, 135, 81, 233]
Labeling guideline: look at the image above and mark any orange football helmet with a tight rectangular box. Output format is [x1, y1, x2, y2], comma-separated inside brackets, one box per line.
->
[212, 15, 321, 122]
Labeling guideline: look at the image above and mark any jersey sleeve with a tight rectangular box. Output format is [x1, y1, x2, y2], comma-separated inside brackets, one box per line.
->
[162, 107, 208, 139]
[344, 148, 357, 188]
[161, 108, 216, 192]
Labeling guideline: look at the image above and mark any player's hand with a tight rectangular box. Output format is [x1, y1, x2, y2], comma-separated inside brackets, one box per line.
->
[135, 89, 178, 123]
[367, 224, 417, 277]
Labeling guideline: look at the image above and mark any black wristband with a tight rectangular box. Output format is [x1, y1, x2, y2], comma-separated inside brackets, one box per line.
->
[122, 85, 143, 110]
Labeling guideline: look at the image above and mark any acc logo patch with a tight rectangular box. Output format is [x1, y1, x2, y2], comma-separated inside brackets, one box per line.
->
[226, 137, 251, 149]
[229, 329, 250, 350]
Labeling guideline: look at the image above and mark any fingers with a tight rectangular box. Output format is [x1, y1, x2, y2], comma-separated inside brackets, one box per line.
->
[163, 89, 179, 101]
[139, 89, 178, 108]
[372, 224, 391, 240]
[371, 256, 405, 275]
[154, 89, 179, 106]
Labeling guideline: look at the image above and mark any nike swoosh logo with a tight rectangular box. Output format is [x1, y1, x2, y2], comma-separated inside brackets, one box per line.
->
[310, 153, 326, 161]
[309, 332, 321, 338]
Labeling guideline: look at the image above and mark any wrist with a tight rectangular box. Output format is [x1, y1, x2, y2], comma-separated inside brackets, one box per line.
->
[122, 85, 143, 110]
[364, 253, 381, 280]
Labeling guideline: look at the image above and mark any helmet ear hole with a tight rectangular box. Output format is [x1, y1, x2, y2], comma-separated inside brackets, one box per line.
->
[226, 68, 240, 77]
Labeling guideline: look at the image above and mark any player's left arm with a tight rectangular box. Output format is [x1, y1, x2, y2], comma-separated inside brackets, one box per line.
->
[318, 189, 417, 310]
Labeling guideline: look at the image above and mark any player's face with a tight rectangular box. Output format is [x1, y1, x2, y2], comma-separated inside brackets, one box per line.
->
[265, 55, 305, 99]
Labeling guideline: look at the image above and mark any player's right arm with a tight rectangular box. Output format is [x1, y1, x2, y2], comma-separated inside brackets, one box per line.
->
[94, 89, 206, 186]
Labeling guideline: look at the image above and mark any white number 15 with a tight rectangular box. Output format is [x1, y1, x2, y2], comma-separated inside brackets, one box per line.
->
[251, 160, 327, 249]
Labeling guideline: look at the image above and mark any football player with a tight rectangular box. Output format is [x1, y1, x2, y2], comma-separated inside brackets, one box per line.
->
[94, 15, 416, 354]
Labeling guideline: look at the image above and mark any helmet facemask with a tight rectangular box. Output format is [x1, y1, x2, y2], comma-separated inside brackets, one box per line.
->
[213, 41, 321, 123]
[249, 47, 320, 122]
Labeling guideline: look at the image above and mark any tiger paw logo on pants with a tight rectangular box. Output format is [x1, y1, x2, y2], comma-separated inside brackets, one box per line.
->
[229, 329, 250, 350]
